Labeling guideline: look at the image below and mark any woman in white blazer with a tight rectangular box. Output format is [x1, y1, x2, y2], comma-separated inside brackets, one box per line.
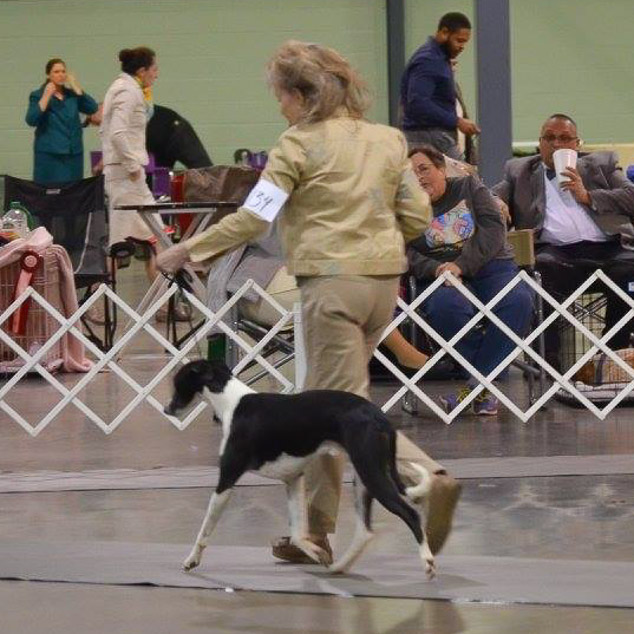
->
[100, 46, 161, 282]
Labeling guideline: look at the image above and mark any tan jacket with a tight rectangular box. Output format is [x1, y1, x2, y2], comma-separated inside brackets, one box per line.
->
[100, 73, 149, 175]
[186, 115, 432, 276]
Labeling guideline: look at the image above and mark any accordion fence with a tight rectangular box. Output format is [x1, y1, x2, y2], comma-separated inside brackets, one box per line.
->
[1, 269, 634, 436]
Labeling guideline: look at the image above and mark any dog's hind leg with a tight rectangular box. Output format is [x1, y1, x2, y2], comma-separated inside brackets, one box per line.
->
[329, 477, 374, 574]
[286, 475, 331, 565]
[353, 462, 435, 578]
[380, 482, 435, 578]
[183, 488, 233, 571]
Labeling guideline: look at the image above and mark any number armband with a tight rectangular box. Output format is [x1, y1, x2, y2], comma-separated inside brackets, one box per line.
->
[242, 179, 289, 222]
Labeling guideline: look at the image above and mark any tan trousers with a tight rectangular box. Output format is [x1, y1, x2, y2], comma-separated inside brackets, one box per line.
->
[298, 275, 444, 535]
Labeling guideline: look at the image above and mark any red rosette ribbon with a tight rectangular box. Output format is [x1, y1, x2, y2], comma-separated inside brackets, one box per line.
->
[9, 251, 42, 336]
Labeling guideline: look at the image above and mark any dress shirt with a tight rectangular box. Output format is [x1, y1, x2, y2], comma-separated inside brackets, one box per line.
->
[540, 165, 609, 245]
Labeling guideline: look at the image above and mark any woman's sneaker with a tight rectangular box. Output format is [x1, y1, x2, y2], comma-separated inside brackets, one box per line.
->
[439, 386, 472, 414]
[439, 386, 499, 415]
[473, 390, 499, 415]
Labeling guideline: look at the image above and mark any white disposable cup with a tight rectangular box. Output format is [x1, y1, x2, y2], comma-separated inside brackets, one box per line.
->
[553, 148, 577, 184]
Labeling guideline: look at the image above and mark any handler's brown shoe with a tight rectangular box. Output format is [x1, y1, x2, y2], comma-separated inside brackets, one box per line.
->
[425, 473, 461, 555]
[271, 535, 333, 565]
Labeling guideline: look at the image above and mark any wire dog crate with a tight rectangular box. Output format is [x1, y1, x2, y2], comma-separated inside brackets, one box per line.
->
[558, 293, 607, 372]
[0, 248, 64, 373]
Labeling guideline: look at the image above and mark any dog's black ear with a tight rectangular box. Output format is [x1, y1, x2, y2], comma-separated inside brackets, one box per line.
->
[199, 359, 233, 393]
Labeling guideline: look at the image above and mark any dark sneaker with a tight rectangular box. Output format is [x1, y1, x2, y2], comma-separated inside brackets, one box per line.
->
[424, 474, 462, 555]
[438, 386, 473, 414]
[473, 389, 499, 416]
[271, 535, 333, 565]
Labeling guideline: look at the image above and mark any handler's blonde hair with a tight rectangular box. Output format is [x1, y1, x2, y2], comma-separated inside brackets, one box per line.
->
[267, 40, 371, 124]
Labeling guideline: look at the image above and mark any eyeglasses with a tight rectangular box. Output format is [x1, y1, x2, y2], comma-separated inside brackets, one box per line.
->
[540, 134, 579, 145]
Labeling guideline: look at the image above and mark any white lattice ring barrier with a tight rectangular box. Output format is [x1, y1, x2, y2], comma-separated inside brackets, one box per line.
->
[2, 270, 634, 435]
[0, 279, 297, 436]
[374, 269, 634, 422]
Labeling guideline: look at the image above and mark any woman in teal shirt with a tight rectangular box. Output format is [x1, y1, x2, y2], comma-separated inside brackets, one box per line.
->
[25, 58, 98, 184]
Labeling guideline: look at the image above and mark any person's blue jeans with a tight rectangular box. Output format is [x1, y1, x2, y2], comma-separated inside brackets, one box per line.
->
[420, 259, 534, 381]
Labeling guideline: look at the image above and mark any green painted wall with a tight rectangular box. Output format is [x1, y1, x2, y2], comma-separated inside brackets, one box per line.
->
[2, 0, 633, 181]
[510, 0, 634, 144]
[1, 0, 387, 179]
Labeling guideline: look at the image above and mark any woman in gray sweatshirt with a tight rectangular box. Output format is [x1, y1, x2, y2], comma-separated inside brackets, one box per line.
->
[407, 144, 534, 416]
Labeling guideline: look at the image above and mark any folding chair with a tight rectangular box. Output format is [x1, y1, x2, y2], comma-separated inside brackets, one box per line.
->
[180, 166, 298, 385]
[204, 253, 297, 387]
[224, 302, 296, 387]
[507, 229, 546, 402]
[2, 175, 134, 350]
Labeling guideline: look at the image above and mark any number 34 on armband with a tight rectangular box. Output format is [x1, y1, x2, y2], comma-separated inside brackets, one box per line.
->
[243, 179, 289, 222]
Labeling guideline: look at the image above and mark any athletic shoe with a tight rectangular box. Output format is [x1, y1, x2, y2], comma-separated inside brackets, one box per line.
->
[473, 390, 499, 416]
[438, 386, 473, 414]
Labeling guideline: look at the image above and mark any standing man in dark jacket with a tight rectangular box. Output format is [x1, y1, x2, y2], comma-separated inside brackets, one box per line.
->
[400, 12, 479, 160]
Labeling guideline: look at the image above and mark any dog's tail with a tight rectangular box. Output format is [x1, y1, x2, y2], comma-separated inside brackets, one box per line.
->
[386, 430, 431, 502]
[404, 462, 432, 502]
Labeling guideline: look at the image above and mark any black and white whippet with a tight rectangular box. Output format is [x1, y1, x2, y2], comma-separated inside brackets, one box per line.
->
[164, 359, 434, 576]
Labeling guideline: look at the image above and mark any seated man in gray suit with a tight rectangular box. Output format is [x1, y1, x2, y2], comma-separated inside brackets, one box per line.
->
[493, 113, 634, 370]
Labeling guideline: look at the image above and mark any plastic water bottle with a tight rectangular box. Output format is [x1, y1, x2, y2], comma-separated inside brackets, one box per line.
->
[1, 202, 31, 240]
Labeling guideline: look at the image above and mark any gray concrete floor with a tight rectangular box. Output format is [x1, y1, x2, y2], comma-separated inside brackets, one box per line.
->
[1, 259, 633, 633]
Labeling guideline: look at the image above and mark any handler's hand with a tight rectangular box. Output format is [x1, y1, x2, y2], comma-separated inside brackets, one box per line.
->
[457, 117, 480, 136]
[157, 243, 191, 274]
[436, 262, 463, 286]
[560, 166, 591, 206]
[494, 197, 512, 225]
[43, 81, 57, 97]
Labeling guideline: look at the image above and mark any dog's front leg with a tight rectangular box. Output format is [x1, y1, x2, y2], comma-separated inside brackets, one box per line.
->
[286, 476, 330, 565]
[183, 488, 233, 571]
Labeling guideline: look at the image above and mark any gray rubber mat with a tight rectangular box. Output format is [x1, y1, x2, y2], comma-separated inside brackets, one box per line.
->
[0, 540, 632, 607]
[442, 454, 634, 479]
[1, 454, 633, 493]
[0, 467, 281, 493]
